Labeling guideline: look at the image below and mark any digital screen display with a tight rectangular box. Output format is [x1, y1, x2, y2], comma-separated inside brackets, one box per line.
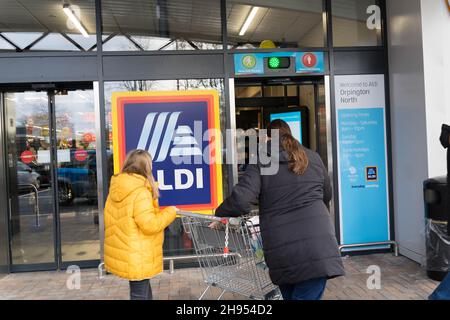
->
[270, 111, 302, 144]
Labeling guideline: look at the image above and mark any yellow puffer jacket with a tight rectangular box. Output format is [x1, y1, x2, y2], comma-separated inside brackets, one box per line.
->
[104, 173, 176, 280]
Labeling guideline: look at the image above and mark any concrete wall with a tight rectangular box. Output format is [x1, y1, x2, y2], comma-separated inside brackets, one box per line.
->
[421, 0, 450, 177]
[387, 0, 428, 263]
[387, 0, 450, 263]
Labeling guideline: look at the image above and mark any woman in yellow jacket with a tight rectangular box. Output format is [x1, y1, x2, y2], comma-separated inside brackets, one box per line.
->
[104, 149, 177, 300]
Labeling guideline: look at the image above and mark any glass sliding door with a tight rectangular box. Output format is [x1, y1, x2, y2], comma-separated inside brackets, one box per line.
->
[54, 90, 100, 265]
[4, 87, 100, 271]
[5, 92, 57, 268]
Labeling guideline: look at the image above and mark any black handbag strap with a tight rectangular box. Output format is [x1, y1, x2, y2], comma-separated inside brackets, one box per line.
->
[439, 124, 450, 235]
[447, 149, 450, 235]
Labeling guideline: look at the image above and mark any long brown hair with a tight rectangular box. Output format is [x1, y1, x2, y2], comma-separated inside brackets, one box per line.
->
[267, 119, 309, 175]
[121, 149, 160, 199]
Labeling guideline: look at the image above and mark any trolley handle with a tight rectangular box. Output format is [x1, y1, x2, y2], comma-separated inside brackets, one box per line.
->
[178, 210, 222, 221]
[178, 210, 240, 226]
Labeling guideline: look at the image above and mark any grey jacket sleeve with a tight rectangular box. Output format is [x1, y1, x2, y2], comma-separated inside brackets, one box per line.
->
[323, 168, 332, 205]
[215, 164, 261, 217]
[319, 154, 332, 205]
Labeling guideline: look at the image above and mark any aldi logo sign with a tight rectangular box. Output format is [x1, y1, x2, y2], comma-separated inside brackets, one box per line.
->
[111, 91, 223, 213]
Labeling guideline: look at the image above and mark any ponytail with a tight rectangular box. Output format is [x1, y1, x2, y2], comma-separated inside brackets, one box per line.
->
[267, 119, 309, 175]
[280, 134, 309, 175]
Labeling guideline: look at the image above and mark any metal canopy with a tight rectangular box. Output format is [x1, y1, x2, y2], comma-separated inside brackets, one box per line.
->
[0, 0, 375, 51]
[0, 0, 97, 33]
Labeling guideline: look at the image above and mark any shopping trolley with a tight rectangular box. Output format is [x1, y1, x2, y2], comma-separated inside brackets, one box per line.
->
[179, 211, 281, 300]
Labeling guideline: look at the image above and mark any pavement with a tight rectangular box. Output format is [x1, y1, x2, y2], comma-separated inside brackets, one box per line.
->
[0, 253, 440, 300]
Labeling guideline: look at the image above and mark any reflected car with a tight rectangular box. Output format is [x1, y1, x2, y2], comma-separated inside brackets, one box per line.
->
[57, 149, 98, 206]
[31, 164, 51, 187]
[17, 161, 41, 191]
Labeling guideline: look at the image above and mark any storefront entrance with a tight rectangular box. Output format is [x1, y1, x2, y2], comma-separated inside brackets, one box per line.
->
[233, 75, 334, 221]
[234, 76, 328, 168]
[3, 83, 100, 271]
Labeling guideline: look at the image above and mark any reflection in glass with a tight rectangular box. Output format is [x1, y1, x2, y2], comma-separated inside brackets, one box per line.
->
[5, 92, 56, 265]
[264, 86, 284, 97]
[300, 85, 316, 151]
[316, 84, 328, 167]
[31, 34, 81, 51]
[332, 0, 382, 47]
[235, 86, 262, 99]
[54, 90, 100, 262]
[234, 81, 328, 178]
[101, 0, 223, 51]
[227, 0, 325, 49]
[102, 35, 141, 51]
[0, 1, 96, 52]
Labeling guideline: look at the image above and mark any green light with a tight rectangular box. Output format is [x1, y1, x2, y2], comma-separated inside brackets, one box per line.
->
[268, 57, 281, 69]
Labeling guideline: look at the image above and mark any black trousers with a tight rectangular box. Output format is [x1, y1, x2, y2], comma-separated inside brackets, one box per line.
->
[129, 279, 153, 300]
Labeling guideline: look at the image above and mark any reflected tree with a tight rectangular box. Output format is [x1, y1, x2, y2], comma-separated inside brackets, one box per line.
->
[123, 80, 154, 91]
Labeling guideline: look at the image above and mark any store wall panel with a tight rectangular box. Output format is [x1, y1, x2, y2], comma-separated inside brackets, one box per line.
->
[0, 56, 98, 83]
[102, 54, 225, 81]
[387, 0, 427, 263]
[333, 50, 386, 75]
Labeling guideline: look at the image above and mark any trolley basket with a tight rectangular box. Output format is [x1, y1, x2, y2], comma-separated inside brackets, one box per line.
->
[179, 211, 280, 300]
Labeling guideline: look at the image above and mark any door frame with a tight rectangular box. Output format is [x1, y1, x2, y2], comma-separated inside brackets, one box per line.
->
[0, 92, 11, 275]
[2, 83, 100, 272]
[4, 90, 58, 272]
[231, 75, 335, 220]
[233, 76, 327, 160]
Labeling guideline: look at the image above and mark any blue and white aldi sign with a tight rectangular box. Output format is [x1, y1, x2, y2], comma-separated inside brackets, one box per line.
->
[335, 74, 391, 248]
[111, 90, 223, 214]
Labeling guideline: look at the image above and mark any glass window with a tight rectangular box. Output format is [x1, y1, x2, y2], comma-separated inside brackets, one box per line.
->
[227, 0, 325, 49]
[102, 35, 141, 51]
[263, 85, 284, 97]
[332, 0, 383, 47]
[0, 0, 96, 52]
[0, 36, 15, 50]
[287, 85, 298, 97]
[101, 0, 223, 51]
[104, 79, 228, 259]
[235, 86, 262, 98]
[5, 92, 56, 265]
[54, 90, 100, 263]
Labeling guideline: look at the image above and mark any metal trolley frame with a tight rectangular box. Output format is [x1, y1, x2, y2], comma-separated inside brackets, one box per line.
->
[179, 211, 281, 300]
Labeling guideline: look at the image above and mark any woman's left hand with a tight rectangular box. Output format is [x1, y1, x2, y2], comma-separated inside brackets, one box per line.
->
[208, 221, 221, 229]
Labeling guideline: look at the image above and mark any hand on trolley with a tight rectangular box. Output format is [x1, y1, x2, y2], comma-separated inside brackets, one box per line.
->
[208, 221, 222, 229]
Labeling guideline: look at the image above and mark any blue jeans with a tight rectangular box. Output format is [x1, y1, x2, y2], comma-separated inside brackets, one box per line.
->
[429, 273, 450, 300]
[279, 277, 327, 300]
[129, 279, 153, 300]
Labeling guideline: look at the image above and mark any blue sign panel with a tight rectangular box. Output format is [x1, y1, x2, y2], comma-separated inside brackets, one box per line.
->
[234, 52, 325, 75]
[123, 101, 211, 206]
[335, 74, 390, 247]
[270, 111, 303, 144]
[337, 108, 389, 244]
[112, 91, 223, 213]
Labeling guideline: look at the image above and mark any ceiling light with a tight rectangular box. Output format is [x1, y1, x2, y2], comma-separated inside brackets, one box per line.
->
[239, 7, 259, 36]
[63, 4, 89, 38]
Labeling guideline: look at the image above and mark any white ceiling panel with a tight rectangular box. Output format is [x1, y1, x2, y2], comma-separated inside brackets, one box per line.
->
[227, 2, 324, 45]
